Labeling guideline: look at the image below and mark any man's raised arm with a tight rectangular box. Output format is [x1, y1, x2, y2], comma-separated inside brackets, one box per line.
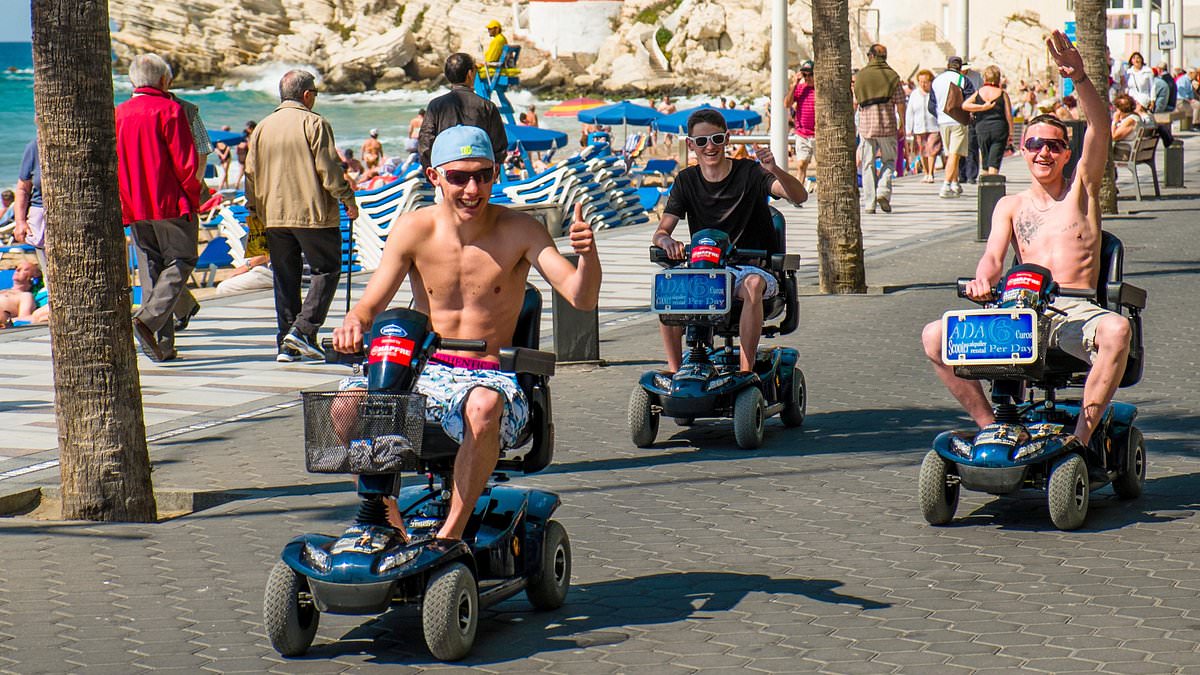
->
[1048, 30, 1110, 188]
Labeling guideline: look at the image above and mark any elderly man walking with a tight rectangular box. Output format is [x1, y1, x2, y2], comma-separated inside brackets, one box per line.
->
[245, 70, 359, 362]
[853, 44, 906, 214]
[116, 53, 201, 362]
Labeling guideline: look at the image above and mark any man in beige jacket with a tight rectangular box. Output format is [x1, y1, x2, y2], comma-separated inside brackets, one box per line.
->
[246, 70, 359, 362]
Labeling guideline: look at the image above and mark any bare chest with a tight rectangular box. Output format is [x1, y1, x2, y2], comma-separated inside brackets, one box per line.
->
[1012, 201, 1095, 252]
[412, 243, 529, 308]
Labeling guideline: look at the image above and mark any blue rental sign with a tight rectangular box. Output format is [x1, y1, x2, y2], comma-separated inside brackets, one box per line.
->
[652, 270, 732, 314]
[942, 309, 1039, 365]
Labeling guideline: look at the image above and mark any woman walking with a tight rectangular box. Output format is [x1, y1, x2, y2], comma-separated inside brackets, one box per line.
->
[963, 65, 1012, 176]
[905, 69, 941, 183]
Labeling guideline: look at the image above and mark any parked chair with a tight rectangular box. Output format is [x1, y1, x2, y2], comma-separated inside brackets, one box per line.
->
[1113, 124, 1161, 201]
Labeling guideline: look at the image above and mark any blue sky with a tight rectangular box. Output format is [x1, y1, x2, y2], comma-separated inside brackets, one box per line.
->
[0, 1, 32, 42]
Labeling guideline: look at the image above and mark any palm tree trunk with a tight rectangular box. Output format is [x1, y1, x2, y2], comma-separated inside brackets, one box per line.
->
[32, 0, 157, 521]
[1074, 0, 1119, 214]
[812, 0, 867, 293]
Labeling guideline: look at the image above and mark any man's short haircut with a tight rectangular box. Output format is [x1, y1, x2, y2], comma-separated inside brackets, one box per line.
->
[128, 53, 173, 89]
[444, 53, 476, 84]
[983, 65, 1001, 86]
[1112, 93, 1136, 114]
[279, 70, 316, 102]
[867, 43, 887, 59]
[1023, 114, 1069, 140]
[686, 108, 727, 135]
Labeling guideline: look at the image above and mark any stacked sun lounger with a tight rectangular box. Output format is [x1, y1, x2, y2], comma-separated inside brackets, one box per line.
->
[488, 143, 652, 234]
[348, 166, 437, 272]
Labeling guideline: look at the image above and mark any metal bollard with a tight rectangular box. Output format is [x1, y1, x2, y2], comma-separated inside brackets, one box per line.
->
[1166, 141, 1185, 187]
[552, 253, 601, 363]
[977, 174, 1006, 241]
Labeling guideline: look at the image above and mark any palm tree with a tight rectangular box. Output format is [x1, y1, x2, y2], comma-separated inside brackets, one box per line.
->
[32, 0, 157, 521]
[1074, 0, 1118, 214]
[811, 0, 867, 293]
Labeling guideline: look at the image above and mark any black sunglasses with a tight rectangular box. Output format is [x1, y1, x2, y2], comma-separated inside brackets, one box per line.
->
[1023, 137, 1069, 154]
[438, 167, 495, 186]
[688, 132, 728, 148]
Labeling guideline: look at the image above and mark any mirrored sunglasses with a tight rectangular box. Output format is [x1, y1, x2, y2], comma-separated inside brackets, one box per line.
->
[438, 167, 495, 186]
[1023, 137, 1069, 154]
[688, 132, 728, 148]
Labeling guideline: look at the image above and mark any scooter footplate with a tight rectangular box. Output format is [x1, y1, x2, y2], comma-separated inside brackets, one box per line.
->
[309, 578, 396, 614]
[957, 465, 1028, 494]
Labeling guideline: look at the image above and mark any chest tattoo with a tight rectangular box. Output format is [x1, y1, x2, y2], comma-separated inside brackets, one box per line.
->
[1014, 208, 1046, 246]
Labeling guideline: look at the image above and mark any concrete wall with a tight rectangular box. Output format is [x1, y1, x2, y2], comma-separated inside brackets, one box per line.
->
[526, 0, 622, 55]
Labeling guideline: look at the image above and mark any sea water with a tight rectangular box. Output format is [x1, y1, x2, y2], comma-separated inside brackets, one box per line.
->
[0, 42, 585, 184]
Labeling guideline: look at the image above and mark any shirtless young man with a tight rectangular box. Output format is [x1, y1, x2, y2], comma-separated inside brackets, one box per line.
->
[921, 31, 1129, 447]
[0, 261, 39, 326]
[332, 125, 601, 542]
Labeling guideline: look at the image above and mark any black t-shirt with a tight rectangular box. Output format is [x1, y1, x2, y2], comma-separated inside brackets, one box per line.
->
[663, 159, 779, 252]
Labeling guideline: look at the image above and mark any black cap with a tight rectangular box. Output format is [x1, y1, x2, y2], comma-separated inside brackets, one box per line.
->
[947, 56, 966, 69]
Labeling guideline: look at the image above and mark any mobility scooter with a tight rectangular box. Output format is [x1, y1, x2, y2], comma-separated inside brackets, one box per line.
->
[263, 287, 570, 660]
[628, 208, 806, 450]
[920, 232, 1148, 530]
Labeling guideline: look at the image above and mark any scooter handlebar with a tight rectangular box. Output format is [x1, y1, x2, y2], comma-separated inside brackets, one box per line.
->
[439, 338, 488, 352]
[321, 338, 366, 365]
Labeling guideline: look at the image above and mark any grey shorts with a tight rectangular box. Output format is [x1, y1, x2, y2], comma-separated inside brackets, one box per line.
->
[732, 265, 779, 300]
[793, 135, 815, 161]
[1048, 297, 1123, 364]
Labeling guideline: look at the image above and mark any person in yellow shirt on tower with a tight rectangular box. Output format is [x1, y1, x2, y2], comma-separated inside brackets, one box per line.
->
[483, 19, 507, 74]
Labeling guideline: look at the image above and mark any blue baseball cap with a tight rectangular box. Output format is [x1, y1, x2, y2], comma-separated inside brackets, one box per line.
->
[430, 125, 495, 168]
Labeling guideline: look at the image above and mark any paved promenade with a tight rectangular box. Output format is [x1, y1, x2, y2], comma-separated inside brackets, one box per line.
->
[0, 147, 1024, 492]
[1, 139, 1199, 673]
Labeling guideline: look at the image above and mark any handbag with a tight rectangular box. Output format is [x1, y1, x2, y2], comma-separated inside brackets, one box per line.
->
[943, 80, 971, 126]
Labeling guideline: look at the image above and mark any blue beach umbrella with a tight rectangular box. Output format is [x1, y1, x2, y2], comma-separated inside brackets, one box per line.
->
[650, 103, 762, 134]
[208, 129, 245, 146]
[576, 100, 661, 126]
[504, 124, 568, 152]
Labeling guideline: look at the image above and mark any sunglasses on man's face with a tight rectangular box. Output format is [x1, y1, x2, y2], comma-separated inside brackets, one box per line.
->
[1023, 137, 1069, 154]
[688, 132, 728, 148]
[437, 167, 495, 186]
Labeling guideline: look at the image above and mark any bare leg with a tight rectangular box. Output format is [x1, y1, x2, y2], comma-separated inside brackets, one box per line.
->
[1074, 317, 1131, 445]
[738, 275, 766, 372]
[437, 387, 503, 541]
[795, 158, 810, 183]
[922, 321, 995, 428]
[944, 153, 961, 184]
[660, 322, 684, 372]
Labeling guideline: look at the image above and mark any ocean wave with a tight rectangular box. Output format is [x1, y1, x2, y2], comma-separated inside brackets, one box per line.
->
[229, 62, 323, 94]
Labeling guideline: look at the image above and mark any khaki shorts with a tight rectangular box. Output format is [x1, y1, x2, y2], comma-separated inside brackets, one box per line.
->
[1048, 297, 1123, 364]
[940, 124, 968, 157]
[793, 134, 815, 161]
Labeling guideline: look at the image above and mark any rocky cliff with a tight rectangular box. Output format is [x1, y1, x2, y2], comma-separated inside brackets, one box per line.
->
[109, 0, 1054, 96]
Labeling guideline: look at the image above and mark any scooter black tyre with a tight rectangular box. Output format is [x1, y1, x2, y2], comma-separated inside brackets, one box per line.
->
[422, 562, 478, 661]
[263, 561, 319, 657]
[1112, 426, 1147, 499]
[780, 369, 807, 428]
[733, 387, 765, 449]
[1048, 454, 1090, 531]
[918, 450, 959, 525]
[628, 386, 659, 448]
[526, 520, 571, 610]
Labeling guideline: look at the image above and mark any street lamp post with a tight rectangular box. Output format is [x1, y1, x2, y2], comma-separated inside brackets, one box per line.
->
[770, 0, 789, 170]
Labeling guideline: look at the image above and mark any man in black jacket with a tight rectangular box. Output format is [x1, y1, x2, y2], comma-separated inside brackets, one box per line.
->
[418, 53, 508, 168]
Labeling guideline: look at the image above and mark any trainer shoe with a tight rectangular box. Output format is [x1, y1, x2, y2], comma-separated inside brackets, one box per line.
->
[174, 303, 201, 332]
[938, 184, 958, 199]
[276, 346, 302, 363]
[282, 328, 325, 360]
[952, 182, 963, 195]
[876, 196, 892, 213]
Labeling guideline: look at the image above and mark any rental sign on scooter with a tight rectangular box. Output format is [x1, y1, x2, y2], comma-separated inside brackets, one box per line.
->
[941, 308, 1039, 365]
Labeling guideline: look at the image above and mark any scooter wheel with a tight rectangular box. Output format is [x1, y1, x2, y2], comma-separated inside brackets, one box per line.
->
[263, 561, 319, 657]
[526, 520, 571, 610]
[422, 562, 478, 661]
[918, 450, 959, 525]
[780, 369, 807, 428]
[1112, 426, 1147, 499]
[1048, 454, 1090, 531]
[628, 386, 659, 448]
[733, 387, 765, 449]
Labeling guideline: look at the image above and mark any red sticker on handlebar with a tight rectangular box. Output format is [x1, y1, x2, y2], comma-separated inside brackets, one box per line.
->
[368, 336, 415, 366]
[1005, 271, 1044, 292]
[690, 245, 722, 264]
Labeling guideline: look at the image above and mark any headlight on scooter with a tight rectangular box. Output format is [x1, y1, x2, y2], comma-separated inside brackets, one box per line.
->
[948, 435, 973, 458]
[376, 547, 419, 574]
[1013, 439, 1048, 461]
[303, 542, 332, 573]
[653, 373, 673, 390]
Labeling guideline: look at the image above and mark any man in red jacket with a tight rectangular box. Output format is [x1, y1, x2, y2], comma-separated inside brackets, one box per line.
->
[116, 53, 200, 362]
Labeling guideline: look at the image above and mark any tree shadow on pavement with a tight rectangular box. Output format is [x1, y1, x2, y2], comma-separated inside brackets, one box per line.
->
[301, 571, 890, 665]
[546, 406, 965, 475]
